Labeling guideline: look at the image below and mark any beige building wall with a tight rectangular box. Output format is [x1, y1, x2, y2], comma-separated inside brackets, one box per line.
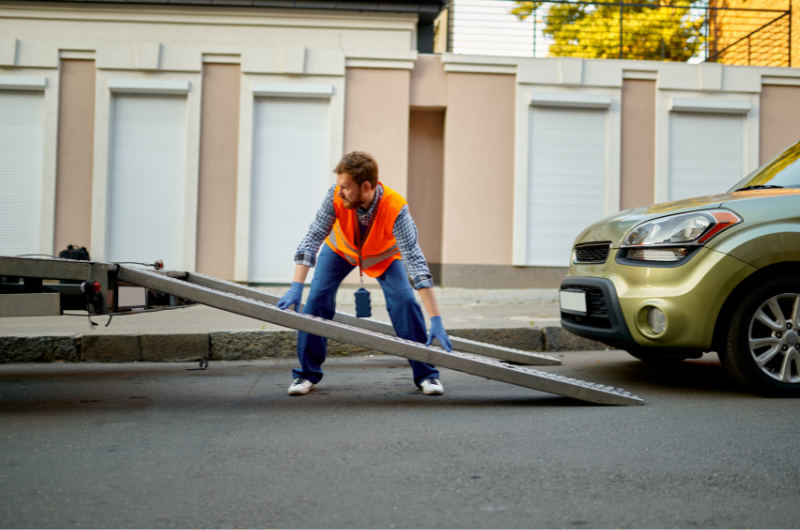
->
[442, 72, 514, 267]
[620, 79, 656, 210]
[0, 5, 418, 64]
[343, 68, 411, 196]
[441, 72, 562, 288]
[759, 84, 800, 163]
[0, 1, 418, 270]
[407, 110, 445, 280]
[6, 0, 800, 289]
[54, 59, 95, 256]
[196, 63, 241, 281]
[410, 55, 447, 108]
[407, 55, 447, 283]
[341, 67, 411, 285]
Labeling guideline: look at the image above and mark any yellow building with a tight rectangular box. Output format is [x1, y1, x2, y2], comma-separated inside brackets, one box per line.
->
[709, 0, 797, 67]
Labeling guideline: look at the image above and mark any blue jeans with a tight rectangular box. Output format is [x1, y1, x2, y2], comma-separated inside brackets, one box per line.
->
[292, 245, 439, 387]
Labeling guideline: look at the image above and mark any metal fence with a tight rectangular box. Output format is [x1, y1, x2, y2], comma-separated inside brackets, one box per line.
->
[444, 0, 791, 67]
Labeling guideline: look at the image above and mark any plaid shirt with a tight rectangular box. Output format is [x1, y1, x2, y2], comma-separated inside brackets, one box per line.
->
[295, 184, 434, 290]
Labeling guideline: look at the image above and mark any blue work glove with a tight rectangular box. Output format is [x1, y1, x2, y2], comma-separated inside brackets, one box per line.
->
[277, 282, 304, 311]
[425, 316, 453, 352]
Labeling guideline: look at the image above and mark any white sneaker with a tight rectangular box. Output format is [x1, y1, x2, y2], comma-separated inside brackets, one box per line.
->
[420, 377, 444, 396]
[288, 377, 314, 396]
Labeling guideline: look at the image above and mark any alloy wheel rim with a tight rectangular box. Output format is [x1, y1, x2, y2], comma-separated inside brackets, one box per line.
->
[748, 293, 800, 384]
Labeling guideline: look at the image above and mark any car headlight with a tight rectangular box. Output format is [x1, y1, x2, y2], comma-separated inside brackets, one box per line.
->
[621, 210, 742, 262]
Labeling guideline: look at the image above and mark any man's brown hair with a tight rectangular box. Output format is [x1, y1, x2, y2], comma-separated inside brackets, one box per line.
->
[334, 151, 379, 188]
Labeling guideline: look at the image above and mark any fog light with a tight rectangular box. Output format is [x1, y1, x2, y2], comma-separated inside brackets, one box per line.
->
[647, 307, 666, 334]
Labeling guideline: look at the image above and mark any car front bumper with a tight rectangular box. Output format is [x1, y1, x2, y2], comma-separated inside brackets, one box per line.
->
[560, 247, 757, 352]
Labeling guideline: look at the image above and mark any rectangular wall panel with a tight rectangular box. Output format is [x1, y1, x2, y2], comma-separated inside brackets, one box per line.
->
[249, 97, 330, 283]
[668, 112, 745, 201]
[0, 92, 44, 257]
[759, 85, 800, 164]
[55, 59, 96, 255]
[107, 94, 187, 269]
[407, 109, 445, 268]
[196, 63, 241, 280]
[620, 79, 656, 210]
[527, 107, 607, 267]
[343, 68, 410, 195]
[442, 72, 516, 267]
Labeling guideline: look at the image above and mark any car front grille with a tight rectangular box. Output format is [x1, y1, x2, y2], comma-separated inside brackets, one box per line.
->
[574, 242, 611, 264]
[585, 287, 608, 316]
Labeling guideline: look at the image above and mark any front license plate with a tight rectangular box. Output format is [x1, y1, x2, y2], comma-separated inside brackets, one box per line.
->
[560, 290, 587, 315]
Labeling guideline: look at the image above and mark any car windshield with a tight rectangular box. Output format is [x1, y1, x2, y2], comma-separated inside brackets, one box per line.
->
[729, 139, 800, 191]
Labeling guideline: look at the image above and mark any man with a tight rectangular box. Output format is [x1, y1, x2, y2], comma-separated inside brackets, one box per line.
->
[276, 151, 452, 396]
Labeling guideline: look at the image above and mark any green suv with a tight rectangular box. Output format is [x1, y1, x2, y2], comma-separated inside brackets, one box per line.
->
[560, 139, 800, 397]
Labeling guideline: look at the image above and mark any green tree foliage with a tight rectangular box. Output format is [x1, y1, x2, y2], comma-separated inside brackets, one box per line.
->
[511, 0, 705, 61]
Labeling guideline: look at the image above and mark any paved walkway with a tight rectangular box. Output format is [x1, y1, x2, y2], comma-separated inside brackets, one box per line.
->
[0, 286, 561, 336]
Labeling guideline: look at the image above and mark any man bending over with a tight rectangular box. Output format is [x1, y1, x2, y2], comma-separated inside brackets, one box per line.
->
[276, 151, 452, 396]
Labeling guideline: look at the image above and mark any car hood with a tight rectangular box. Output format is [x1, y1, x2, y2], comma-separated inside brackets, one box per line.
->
[575, 188, 800, 247]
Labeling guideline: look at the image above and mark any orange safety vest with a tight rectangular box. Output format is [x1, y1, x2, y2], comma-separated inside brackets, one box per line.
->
[325, 182, 406, 278]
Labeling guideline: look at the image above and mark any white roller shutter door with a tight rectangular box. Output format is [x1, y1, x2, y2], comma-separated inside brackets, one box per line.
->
[249, 97, 330, 283]
[669, 112, 745, 201]
[0, 92, 44, 256]
[527, 107, 607, 267]
[107, 94, 187, 269]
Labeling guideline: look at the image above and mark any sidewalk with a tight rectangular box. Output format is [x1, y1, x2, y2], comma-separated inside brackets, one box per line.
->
[0, 286, 562, 336]
[0, 287, 609, 363]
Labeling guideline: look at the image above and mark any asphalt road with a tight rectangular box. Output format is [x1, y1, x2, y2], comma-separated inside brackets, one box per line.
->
[1, 351, 798, 529]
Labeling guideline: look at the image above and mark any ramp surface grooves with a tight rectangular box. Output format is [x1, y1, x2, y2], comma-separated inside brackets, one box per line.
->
[179, 271, 559, 366]
[120, 267, 643, 406]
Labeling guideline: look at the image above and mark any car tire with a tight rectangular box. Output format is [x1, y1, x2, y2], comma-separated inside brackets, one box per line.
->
[626, 349, 689, 364]
[720, 276, 800, 397]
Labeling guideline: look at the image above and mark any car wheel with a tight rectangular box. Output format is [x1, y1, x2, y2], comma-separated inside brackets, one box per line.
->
[720, 276, 800, 397]
[626, 349, 689, 364]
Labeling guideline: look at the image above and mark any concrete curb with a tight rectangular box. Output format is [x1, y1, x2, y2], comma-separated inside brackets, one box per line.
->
[0, 327, 610, 363]
[0, 334, 80, 363]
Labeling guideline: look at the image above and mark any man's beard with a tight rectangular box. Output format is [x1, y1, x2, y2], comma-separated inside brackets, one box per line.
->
[342, 193, 366, 210]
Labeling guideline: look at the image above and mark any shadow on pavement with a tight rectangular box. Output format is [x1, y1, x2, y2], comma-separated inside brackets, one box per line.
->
[0, 352, 767, 415]
[576, 355, 753, 397]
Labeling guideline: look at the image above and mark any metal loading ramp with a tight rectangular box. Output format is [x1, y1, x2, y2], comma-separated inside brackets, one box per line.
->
[119, 266, 643, 406]
[178, 271, 559, 366]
